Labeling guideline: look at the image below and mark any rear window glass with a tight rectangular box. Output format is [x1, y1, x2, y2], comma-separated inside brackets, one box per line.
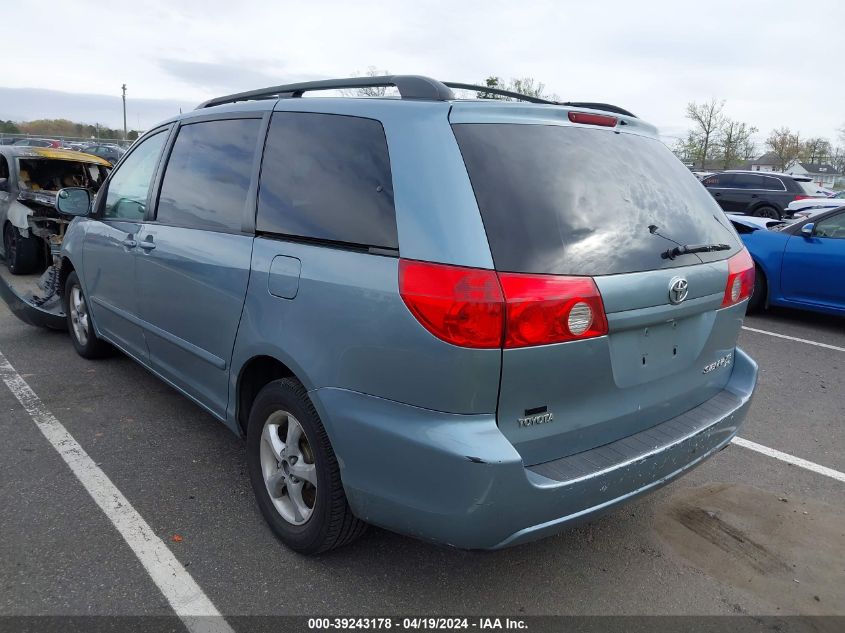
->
[257, 112, 397, 249]
[453, 124, 740, 276]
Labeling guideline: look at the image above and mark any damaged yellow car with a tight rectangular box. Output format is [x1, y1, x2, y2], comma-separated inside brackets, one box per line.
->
[0, 147, 110, 325]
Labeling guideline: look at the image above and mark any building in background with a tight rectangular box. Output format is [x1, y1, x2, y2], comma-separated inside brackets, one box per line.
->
[786, 161, 843, 189]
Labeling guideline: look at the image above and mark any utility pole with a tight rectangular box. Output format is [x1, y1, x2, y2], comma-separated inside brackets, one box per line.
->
[121, 84, 127, 141]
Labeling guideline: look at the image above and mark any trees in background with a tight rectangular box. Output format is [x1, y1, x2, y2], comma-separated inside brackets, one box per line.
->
[766, 127, 803, 171]
[675, 99, 758, 170]
[8, 118, 139, 140]
[341, 67, 391, 97]
[0, 120, 20, 134]
[720, 119, 758, 170]
[682, 99, 725, 169]
[675, 104, 843, 177]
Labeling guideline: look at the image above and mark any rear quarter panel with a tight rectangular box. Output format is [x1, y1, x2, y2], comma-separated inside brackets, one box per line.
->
[740, 229, 789, 302]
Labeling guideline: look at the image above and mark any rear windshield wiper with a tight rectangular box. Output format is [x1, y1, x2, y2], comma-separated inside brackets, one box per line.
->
[661, 243, 731, 260]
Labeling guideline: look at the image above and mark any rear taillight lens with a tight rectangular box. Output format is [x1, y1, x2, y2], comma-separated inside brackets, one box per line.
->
[499, 273, 608, 347]
[568, 111, 618, 127]
[399, 260, 504, 348]
[722, 249, 755, 307]
[793, 194, 811, 201]
[399, 259, 608, 349]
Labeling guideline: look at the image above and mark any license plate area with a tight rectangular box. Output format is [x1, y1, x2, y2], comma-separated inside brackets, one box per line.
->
[608, 312, 714, 388]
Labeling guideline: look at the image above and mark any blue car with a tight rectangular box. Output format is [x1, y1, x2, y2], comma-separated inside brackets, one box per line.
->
[730, 207, 845, 316]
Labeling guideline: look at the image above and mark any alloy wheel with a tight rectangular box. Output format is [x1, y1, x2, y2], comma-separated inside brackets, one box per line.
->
[69, 285, 90, 346]
[259, 410, 317, 525]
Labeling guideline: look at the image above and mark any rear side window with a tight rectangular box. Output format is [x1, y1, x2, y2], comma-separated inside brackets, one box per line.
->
[760, 176, 785, 191]
[453, 124, 739, 276]
[156, 118, 261, 232]
[733, 174, 765, 189]
[257, 112, 397, 249]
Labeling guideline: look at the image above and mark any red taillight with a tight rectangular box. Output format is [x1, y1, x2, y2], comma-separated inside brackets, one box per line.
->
[399, 259, 608, 349]
[568, 111, 618, 127]
[722, 249, 755, 307]
[793, 194, 811, 201]
[499, 273, 608, 347]
[399, 260, 504, 348]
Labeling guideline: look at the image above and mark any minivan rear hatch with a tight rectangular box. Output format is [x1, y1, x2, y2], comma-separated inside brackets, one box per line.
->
[450, 104, 747, 466]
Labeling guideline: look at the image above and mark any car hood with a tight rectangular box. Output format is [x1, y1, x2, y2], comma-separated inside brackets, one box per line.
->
[23, 147, 112, 166]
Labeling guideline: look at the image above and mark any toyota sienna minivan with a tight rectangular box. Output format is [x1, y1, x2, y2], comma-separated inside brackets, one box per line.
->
[52, 75, 758, 553]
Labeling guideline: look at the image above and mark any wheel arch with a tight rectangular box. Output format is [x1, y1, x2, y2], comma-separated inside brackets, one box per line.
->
[748, 201, 782, 218]
[235, 354, 299, 437]
[58, 255, 76, 296]
[751, 257, 769, 308]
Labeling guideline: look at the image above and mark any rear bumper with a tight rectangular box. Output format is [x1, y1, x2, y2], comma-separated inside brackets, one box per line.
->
[311, 347, 757, 550]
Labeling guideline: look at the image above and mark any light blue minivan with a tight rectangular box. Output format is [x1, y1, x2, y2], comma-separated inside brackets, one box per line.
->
[51, 76, 757, 553]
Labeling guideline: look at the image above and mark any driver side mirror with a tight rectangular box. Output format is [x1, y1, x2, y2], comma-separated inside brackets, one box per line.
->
[800, 223, 815, 237]
[56, 187, 92, 217]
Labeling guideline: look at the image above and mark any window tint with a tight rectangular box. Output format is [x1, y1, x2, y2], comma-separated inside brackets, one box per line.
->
[703, 173, 734, 187]
[760, 176, 785, 191]
[156, 119, 260, 232]
[733, 174, 765, 189]
[0, 154, 8, 180]
[453, 124, 739, 276]
[814, 212, 845, 239]
[103, 131, 167, 220]
[257, 112, 397, 249]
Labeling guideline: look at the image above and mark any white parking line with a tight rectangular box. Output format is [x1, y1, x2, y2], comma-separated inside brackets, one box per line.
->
[742, 326, 845, 353]
[0, 350, 234, 633]
[732, 437, 845, 483]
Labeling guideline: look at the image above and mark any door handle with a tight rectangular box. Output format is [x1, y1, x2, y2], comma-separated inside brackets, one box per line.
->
[750, 194, 758, 198]
[138, 239, 156, 251]
[122, 238, 137, 248]
[713, 192, 721, 197]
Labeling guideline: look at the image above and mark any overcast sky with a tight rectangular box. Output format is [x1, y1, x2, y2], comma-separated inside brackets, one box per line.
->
[3, 0, 844, 147]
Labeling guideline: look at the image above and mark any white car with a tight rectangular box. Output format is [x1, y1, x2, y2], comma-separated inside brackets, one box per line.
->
[787, 190, 845, 218]
[725, 212, 792, 231]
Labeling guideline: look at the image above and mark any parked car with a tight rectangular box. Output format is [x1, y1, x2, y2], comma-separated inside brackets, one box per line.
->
[0, 147, 110, 275]
[787, 190, 845, 218]
[726, 212, 791, 232]
[799, 184, 836, 197]
[80, 144, 126, 165]
[13, 138, 62, 148]
[47, 75, 757, 553]
[702, 170, 820, 219]
[0, 137, 18, 145]
[729, 206, 845, 316]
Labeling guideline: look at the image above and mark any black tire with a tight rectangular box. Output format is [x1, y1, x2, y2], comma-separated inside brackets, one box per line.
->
[747, 265, 766, 313]
[247, 378, 367, 554]
[3, 223, 41, 275]
[752, 205, 781, 220]
[63, 271, 113, 358]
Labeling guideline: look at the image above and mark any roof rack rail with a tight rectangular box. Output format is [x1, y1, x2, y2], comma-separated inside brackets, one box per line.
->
[197, 75, 455, 109]
[443, 84, 636, 117]
[443, 82, 557, 105]
[196, 75, 637, 118]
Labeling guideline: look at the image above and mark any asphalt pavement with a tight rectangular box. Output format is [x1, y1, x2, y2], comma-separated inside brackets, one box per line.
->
[1, 298, 843, 624]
